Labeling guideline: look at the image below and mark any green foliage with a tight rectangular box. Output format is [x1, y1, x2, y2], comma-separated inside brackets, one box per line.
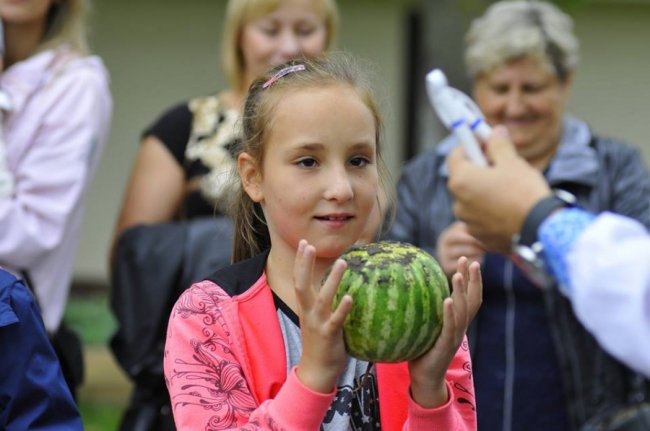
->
[65, 293, 126, 429]
[78, 400, 123, 431]
[64, 294, 116, 346]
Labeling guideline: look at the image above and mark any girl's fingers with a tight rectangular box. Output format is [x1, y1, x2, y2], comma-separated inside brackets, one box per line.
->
[293, 240, 315, 310]
[437, 297, 457, 352]
[451, 271, 469, 332]
[456, 256, 470, 288]
[467, 261, 483, 321]
[320, 259, 346, 304]
[316, 258, 347, 319]
[318, 259, 351, 333]
[329, 294, 353, 330]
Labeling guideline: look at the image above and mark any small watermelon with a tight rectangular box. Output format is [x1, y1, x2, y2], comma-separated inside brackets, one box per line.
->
[332, 241, 449, 363]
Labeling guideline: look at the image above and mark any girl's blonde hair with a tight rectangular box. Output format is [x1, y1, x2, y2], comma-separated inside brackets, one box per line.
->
[464, 0, 579, 82]
[222, 0, 340, 93]
[231, 52, 392, 262]
[39, 0, 90, 55]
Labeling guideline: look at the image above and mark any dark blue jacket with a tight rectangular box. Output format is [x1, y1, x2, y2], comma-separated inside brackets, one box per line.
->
[0, 269, 83, 430]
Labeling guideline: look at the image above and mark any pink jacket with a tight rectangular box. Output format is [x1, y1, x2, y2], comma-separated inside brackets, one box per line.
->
[0, 46, 112, 332]
[164, 256, 476, 430]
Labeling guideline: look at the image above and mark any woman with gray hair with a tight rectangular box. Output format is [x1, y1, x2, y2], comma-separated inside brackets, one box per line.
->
[388, 1, 650, 430]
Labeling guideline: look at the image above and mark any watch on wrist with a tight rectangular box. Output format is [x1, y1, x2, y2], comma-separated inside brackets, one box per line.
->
[511, 189, 576, 288]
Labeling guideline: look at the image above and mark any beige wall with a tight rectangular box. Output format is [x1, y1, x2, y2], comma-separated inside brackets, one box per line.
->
[569, 3, 650, 162]
[74, 1, 650, 283]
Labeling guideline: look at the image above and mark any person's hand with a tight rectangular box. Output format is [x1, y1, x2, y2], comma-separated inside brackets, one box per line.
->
[447, 126, 552, 254]
[294, 240, 352, 394]
[408, 256, 482, 408]
[436, 221, 485, 277]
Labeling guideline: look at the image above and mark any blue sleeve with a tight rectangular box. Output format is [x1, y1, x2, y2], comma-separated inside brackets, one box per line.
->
[538, 208, 596, 296]
[0, 271, 83, 431]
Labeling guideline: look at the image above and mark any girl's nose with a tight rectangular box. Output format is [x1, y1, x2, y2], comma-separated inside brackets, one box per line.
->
[323, 168, 354, 202]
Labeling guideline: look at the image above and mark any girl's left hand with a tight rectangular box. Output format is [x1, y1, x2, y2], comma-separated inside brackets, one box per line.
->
[407, 256, 482, 408]
[294, 240, 353, 394]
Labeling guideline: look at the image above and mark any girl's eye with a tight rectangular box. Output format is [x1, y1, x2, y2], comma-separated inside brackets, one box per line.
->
[296, 157, 318, 168]
[350, 156, 371, 168]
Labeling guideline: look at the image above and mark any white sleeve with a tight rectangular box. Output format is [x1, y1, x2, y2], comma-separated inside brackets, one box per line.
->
[568, 212, 650, 377]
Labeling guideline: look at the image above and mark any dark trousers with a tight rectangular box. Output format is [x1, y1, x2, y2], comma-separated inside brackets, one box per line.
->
[118, 381, 176, 431]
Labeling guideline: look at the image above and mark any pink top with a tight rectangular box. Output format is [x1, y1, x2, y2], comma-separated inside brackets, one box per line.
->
[164, 273, 477, 430]
[0, 46, 112, 332]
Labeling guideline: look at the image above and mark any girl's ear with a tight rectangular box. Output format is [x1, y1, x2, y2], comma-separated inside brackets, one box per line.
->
[238, 152, 263, 203]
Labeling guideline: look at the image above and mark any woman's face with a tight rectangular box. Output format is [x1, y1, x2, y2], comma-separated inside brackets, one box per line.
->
[240, 0, 328, 88]
[0, 0, 53, 25]
[474, 56, 572, 167]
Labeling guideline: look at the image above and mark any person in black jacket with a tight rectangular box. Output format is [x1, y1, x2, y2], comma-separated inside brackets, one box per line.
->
[387, 1, 650, 430]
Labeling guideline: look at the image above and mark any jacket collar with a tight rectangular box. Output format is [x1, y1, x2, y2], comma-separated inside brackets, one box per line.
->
[206, 249, 270, 297]
[437, 116, 598, 188]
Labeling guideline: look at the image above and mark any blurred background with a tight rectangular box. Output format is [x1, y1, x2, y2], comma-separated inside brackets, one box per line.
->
[68, 0, 650, 428]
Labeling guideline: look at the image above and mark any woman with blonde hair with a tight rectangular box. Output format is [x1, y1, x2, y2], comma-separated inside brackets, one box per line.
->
[110, 1, 339, 429]
[0, 0, 112, 399]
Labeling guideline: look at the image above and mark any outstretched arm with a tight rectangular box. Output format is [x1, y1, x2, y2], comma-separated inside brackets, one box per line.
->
[540, 210, 650, 377]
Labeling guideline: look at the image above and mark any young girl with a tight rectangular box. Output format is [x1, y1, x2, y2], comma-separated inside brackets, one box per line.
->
[164, 54, 482, 430]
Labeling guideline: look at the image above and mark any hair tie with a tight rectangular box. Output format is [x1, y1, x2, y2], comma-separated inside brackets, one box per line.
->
[262, 64, 306, 89]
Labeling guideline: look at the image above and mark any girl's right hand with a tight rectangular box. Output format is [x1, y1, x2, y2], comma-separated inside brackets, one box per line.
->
[408, 256, 482, 408]
[294, 240, 353, 394]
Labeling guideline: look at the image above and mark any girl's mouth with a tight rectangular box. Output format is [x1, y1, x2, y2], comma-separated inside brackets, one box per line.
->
[315, 215, 353, 221]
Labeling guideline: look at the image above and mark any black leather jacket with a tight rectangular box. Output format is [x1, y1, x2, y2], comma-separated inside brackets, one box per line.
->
[387, 117, 650, 430]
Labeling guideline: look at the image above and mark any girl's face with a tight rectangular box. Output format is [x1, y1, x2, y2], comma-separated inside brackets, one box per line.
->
[241, 84, 379, 260]
[0, 0, 53, 25]
[474, 56, 572, 167]
[240, 0, 327, 89]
